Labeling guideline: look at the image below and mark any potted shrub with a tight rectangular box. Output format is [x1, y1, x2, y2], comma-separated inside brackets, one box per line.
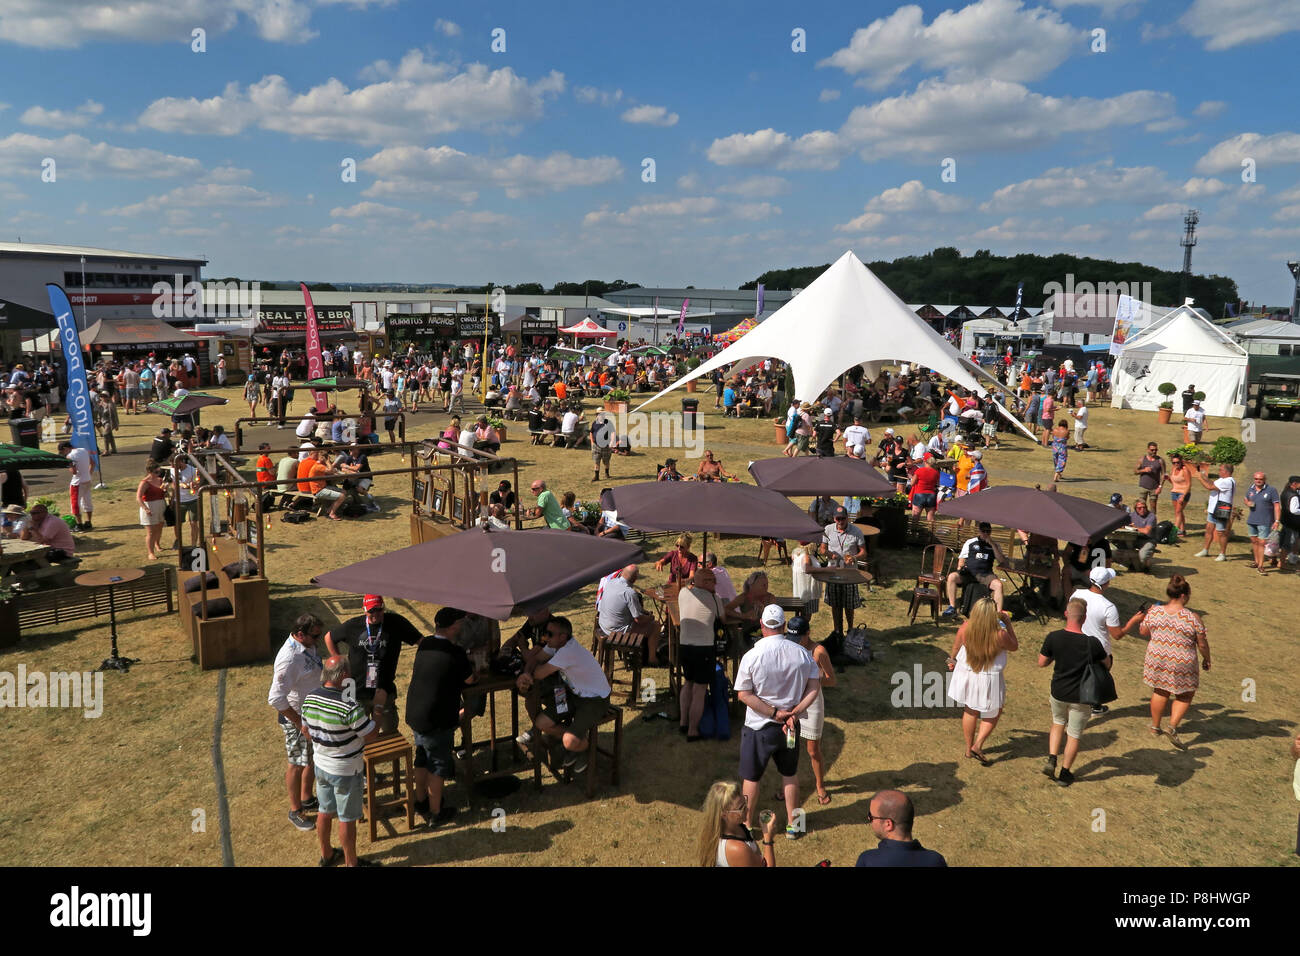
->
[684, 358, 700, 392]
[486, 414, 507, 444]
[773, 417, 789, 445]
[1156, 382, 1177, 424]
[603, 387, 631, 416]
[1210, 436, 1247, 466]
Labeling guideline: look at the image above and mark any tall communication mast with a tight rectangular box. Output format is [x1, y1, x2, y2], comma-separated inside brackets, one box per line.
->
[1179, 209, 1199, 301]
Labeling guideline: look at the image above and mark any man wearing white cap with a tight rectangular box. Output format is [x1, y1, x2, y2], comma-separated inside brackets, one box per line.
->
[734, 604, 822, 841]
[1067, 567, 1146, 714]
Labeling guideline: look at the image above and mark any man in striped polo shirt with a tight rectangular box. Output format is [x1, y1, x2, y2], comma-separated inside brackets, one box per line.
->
[302, 655, 380, 867]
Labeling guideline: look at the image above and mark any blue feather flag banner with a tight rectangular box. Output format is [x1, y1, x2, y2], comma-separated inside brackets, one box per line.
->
[46, 284, 100, 458]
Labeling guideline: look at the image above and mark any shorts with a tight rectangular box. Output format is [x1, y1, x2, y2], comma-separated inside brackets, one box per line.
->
[592, 446, 612, 465]
[69, 484, 92, 515]
[1205, 513, 1227, 532]
[1136, 487, 1160, 505]
[1049, 695, 1092, 739]
[124, 386, 139, 401]
[739, 722, 800, 781]
[315, 487, 344, 504]
[356, 691, 399, 735]
[795, 434, 810, 453]
[1170, 492, 1185, 503]
[178, 498, 199, 521]
[315, 769, 364, 823]
[541, 684, 611, 739]
[679, 644, 716, 684]
[1187, 430, 1202, 442]
[413, 728, 456, 779]
[1247, 522, 1270, 540]
[139, 498, 165, 526]
[912, 492, 937, 510]
[279, 716, 313, 766]
[959, 567, 998, 588]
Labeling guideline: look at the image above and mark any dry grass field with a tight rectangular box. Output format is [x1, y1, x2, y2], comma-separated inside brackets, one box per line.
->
[1, 383, 1296, 867]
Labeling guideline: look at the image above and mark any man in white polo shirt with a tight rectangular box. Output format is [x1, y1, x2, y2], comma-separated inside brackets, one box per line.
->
[515, 615, 611, 775]
[734, 605, 821, 841]
[1067, 567, 1145, 714]
[841, 414, 871, 459]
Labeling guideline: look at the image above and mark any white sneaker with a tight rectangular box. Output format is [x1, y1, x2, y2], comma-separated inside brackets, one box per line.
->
[1214, 554, 1227, 562]
[1193, 549, 1208, 557]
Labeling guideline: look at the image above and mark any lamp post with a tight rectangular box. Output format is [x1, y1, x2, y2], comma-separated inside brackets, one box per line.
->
[1287, 261, 1299, 322]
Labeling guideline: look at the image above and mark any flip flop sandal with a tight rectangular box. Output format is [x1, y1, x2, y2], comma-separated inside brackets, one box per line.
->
[966, 750, 992, 766]
[816, 792, 832, 805]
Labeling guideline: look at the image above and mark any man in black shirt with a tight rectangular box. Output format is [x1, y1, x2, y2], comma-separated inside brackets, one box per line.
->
[405, 606, 474, 827]
[1037, 598, 1110, 786]
[323, 595, 422, 735]
[814, 409, 837, 458]
[149, 427, 175, 465]
[1062, 534, 1111, 593]
[489, 479, 517, 511]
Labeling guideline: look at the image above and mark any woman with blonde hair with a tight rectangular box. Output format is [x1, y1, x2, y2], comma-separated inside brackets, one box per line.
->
[790, 544, 821, 616]
[725, 571, 772, 645]
[654, 532, 698, 583]
[697, 780, 776, 867]
[946, 597, 1019, 765]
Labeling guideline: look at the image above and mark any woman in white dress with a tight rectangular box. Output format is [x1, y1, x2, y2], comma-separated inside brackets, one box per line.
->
[790, 544, 822, 616]
[792, 616, 836, 804]
[946, 597, 1018, 765]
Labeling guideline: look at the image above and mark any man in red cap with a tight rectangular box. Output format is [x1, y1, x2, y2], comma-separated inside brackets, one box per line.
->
[323, 595, 422, 735]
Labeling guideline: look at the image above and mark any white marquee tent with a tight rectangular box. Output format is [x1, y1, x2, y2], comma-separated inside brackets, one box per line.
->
[635, 250, 992, 412]
[1110, 305, 1248, 418]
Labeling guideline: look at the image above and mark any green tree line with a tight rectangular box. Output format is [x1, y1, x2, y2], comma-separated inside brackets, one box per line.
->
[742, 247, 1239, 318]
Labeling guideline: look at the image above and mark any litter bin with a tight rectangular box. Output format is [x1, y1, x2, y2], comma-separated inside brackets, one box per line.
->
[9, 417, 39, 449]
[681, 397, 699, 432]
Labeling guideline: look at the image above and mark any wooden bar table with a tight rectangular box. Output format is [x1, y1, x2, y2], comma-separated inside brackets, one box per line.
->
[458, 672, 536, 793]
[0, 539, 53, 581]
[75, 567, 145, 671]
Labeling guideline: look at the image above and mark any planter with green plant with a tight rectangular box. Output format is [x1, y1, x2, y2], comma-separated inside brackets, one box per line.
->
[604, 387, 631, 415]
[485, 414, 507, 443]
[684, 358, 700, 392]
[1168, 442, 1210, 465]
[1209, 436, 1247, 466]
[1157, 382, 1177, 423]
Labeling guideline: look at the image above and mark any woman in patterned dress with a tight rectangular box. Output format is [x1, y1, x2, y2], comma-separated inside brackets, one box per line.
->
[1050, 420, 1070, 482]
[1140, 574, 1211, 750]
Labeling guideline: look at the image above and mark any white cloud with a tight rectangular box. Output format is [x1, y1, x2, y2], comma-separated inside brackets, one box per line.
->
[706, 128, 844, 170]
[1193, 99, 1227, 118]
[1049, 0, 1143, 12]
[582, 196, 779, 227]
[981, 160, 1227, 210]
[841, 78, 1177, 160]
[967, 216, 1111, 243]
[434, 18, 461, 37]
[360, 145, 622, 199]
[0, 0, 332, 48]
[574, 86, 623, 106]
[103, 183, 286, 216]
[676, 172, 703, 191]
[1196, 132, 1300, 174]
[206, 165, 253, 183]
[1273, 204, 1300, 222]
[820, 0, 1081, 90]
[1181, 0, 1300, 50]
[716, 175, 791, 198]
[0, 132, 201, 178]
[862, 179, 968, 213]
[1165, 133, 1203, 146]
[20, 99, 103, 128]
[1141, 202, 1185, 220]
[836, 211, 887, 233]
[621, 105, 679, 127]
[330, 201, 419, 220]
[138, 52, 566, 144]
[818, 89, 841, 102]
[1145, 117, 1186, 132]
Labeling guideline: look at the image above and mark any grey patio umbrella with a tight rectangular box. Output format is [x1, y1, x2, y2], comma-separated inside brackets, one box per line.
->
[748, 456, 895, 497]
[938, 485, 1130, 546]
[311, 526, 645, 620]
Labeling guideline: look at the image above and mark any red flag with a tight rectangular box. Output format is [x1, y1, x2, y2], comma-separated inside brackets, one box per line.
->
[300, 282, 329, 414]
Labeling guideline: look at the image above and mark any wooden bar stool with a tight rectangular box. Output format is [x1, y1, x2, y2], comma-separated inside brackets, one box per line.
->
[584, 707, 623, 798]
[362, 733, 416, 842]
[594, 628, 645, 706]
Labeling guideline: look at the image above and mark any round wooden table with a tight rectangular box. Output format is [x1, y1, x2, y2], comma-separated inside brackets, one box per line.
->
[806, 566, 873, 586]
[75, 567, 145, 672]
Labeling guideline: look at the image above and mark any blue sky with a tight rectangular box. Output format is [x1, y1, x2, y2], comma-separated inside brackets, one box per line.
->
[1, 0, 1299, 307]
